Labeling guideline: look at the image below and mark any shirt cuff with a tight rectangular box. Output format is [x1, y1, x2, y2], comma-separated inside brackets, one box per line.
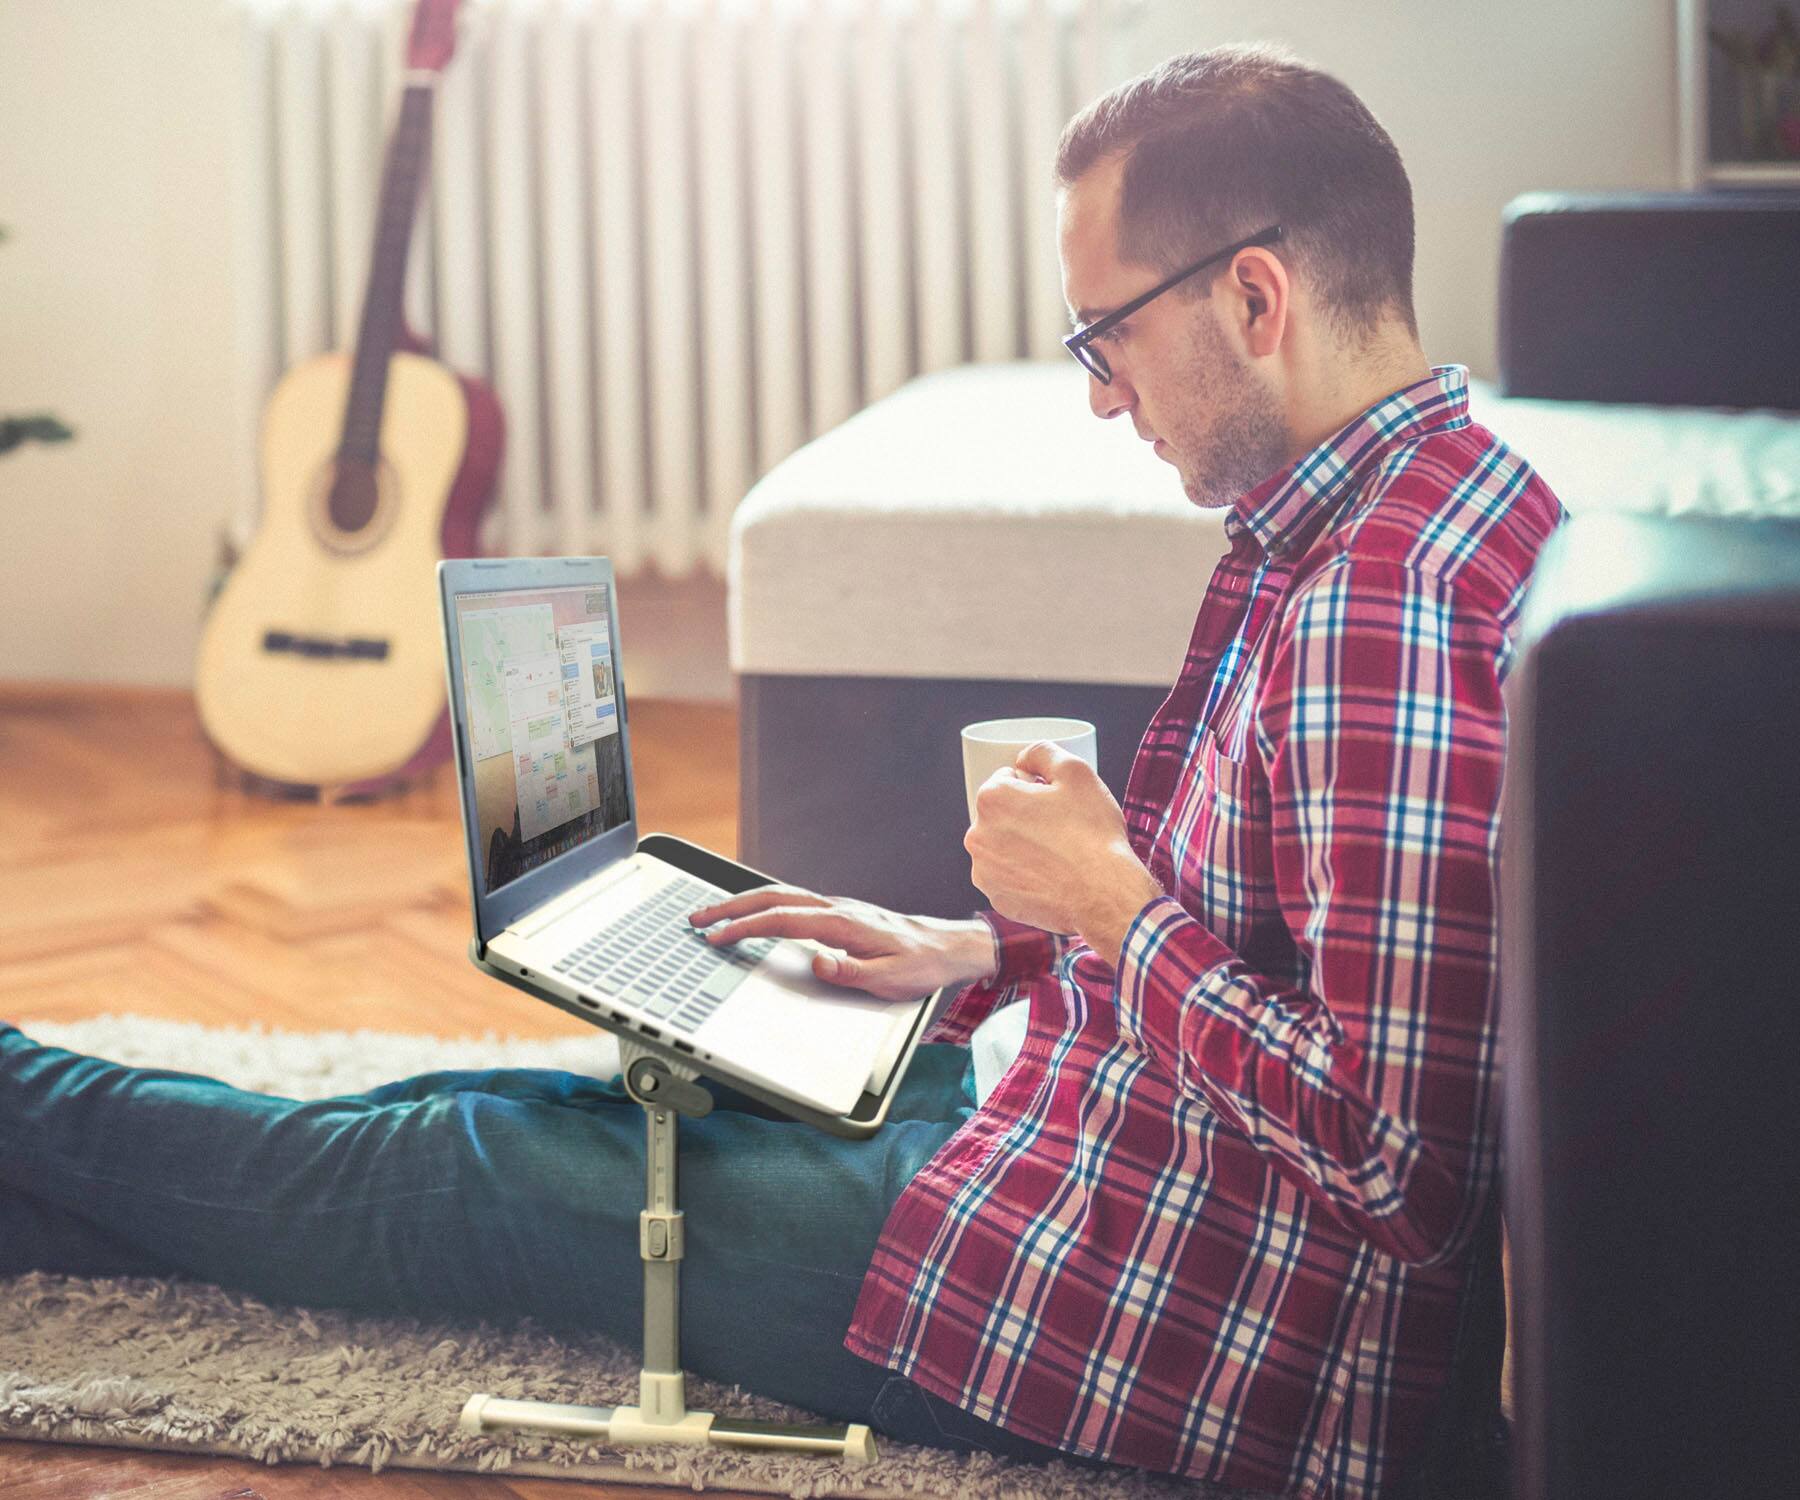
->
[1112, 894, 1236, 1079]
[980, 910, 1064, 983]
[924, 911, 1063, 1045]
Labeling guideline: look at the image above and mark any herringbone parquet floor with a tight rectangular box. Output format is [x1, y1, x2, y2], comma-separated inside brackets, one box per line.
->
[0, 682, 757, 1499]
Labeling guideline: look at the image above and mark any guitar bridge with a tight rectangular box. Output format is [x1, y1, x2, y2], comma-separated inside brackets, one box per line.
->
[262, 630, 390, 661]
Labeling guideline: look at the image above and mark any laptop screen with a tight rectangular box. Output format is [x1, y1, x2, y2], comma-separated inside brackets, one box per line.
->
[449, 580, 632, 897]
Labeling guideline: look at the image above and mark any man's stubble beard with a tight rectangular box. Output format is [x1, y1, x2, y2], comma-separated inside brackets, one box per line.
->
[1167, 314, 1294, 511]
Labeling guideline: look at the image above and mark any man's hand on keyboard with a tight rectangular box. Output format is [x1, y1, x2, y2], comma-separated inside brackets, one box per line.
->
[689, 886, 999, 1003]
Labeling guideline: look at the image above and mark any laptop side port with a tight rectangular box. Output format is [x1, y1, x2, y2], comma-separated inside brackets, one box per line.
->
[673, 1040, 694, 1055]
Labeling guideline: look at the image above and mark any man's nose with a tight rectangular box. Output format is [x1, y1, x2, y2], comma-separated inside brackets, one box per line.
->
[1089, 368, 1133, 420]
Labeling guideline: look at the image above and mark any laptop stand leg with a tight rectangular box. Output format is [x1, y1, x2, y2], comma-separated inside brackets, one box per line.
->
[459, 1043, 877, 1463]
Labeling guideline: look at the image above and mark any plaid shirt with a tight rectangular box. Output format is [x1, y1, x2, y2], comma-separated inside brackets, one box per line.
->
[845, 367, 1565, 1497]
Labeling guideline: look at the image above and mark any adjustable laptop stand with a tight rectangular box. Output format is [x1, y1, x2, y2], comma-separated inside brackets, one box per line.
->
[458, 1038, 877, 1462]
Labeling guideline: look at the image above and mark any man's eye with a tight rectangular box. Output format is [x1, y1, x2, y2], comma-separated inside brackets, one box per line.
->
[1098, 324, 1129, 345]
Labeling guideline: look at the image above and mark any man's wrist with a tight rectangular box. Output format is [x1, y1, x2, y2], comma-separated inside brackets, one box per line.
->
[918, 914, 1002, 986]
[1076, 850, 1165, 969]
[959, 915, 1002, 984]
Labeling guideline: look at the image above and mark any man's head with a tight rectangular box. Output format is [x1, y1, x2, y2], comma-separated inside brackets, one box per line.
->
[1056, 45, 1423, 508]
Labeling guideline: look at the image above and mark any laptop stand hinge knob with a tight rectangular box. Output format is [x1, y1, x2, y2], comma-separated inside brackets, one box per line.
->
[623, 1052, 713, 1118]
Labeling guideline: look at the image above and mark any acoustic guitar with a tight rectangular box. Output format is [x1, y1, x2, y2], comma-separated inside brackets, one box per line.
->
[197, 0, 501, 795]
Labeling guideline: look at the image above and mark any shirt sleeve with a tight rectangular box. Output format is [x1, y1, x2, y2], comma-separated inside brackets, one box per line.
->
[1109, 560, 1509, 1268]
[925, 911, 1068, 1045]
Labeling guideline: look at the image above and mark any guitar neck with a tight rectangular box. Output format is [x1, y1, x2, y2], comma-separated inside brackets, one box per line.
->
[341, 82, 435, 465]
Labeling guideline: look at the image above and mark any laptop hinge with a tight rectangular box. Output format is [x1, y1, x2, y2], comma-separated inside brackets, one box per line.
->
[509, 855, 646, 942]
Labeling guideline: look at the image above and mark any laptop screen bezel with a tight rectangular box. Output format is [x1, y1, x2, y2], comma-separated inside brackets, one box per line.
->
[437, 555, 639, 948]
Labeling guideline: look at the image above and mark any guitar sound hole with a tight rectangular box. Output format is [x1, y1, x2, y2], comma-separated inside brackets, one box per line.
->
[328, 461, 381, 534]
[307, 453, 398, 555]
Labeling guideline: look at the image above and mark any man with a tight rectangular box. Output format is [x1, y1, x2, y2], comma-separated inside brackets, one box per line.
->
[1, 44, 1560, 1500]
[697, 42, 1562, 1497]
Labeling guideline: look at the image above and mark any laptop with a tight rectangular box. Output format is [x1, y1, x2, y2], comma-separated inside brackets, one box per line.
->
[437, 555, 929, 1121]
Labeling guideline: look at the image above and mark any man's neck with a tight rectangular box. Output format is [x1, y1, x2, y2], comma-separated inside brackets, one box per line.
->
[1283, 338, 1433, 466]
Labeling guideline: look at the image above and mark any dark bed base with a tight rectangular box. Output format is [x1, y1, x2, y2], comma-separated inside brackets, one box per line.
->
[737, 672, 1170, 919]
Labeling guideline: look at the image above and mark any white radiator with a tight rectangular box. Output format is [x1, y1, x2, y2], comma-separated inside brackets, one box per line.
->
[229, 0, 1142, 575]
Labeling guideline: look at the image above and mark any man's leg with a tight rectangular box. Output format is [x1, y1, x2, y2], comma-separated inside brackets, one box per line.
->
[0, 1027, 955, 1414]
[0, 1025, 1117, 1465]
[2, 1188, 182, 1279]
[0, 1025, 644, 1336]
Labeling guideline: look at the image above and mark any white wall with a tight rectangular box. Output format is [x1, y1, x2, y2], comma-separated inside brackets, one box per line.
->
[1124, 1, 1681, 377]
[0, 0, 1679, 692]
[1, 0, 239, 690]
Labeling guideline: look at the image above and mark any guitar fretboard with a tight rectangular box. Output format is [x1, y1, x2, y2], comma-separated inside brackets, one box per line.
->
[340, 83, 435, 467]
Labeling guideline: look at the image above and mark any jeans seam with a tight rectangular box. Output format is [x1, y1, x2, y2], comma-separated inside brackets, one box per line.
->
[12, 1145, 465, 1215]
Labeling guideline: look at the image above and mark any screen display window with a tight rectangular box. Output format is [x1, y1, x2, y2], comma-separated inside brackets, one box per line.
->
[453, 582, 630, 896]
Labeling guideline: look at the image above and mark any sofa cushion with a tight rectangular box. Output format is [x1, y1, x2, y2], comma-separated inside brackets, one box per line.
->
[1466, 382, 1800, 521]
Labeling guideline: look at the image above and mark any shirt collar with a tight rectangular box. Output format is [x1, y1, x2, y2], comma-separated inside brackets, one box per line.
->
[1224, 364, 1472, 558]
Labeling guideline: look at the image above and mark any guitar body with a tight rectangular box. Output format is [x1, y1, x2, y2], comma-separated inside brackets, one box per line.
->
[196, 349, 500, 790]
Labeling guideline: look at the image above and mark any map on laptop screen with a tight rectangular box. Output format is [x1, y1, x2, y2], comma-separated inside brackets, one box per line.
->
[452, 582, 631, 896]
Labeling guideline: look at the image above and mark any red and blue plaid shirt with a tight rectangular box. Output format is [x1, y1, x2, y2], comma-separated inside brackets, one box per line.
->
[845, 366, 1566, 1497]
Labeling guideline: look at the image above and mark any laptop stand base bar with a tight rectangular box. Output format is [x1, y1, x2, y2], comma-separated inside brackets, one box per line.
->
[458, 1043, 877, 1465]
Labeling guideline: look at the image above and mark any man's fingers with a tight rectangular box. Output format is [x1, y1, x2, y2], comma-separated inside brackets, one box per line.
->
[811, 949, 923, 1004]
[814, 949, 859, 984]
[971, 760, 1048, 822]
[687, 884, 825, 926]
[1013, 739, 1077, 780]
[698, 905, 860, 949]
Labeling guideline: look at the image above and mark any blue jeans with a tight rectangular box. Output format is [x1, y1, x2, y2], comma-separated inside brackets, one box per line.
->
[0, 1024, 1098, 1467]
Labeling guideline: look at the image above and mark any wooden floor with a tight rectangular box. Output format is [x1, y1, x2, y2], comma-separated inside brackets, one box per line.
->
[0, 684, 736, 1037]
[0, 683, 755, 1499]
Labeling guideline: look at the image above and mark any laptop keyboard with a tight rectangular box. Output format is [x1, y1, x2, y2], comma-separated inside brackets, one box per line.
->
[552, 875, 779, 1035]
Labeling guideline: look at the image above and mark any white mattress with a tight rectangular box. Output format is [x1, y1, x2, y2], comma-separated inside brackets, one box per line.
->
[729, 360, 1800, 683]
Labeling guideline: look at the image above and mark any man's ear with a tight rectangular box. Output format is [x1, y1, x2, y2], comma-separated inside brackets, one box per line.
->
[1223, 246, 1289, 358]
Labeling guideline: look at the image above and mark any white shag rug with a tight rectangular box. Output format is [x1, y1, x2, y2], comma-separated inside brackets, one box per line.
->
[0, 1015, 1219, 1498]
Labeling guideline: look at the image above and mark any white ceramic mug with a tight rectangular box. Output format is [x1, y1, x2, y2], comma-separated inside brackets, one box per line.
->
[961, 716, 1098, 822]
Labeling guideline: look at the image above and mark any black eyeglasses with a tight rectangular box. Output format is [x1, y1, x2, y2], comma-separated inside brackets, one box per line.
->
[1063, 224, 1284, 384]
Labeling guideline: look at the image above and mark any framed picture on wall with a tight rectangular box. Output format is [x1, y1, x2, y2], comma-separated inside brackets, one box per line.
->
[1679, 1, 1800, 185]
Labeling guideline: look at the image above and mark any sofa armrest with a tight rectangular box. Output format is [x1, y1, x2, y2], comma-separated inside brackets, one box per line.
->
[1498, 190, 1800, 410]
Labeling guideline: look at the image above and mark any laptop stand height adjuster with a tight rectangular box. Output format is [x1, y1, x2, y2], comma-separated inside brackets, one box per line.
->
[458, 1040, 878, 1463]
[640, 1209, 683, 1261]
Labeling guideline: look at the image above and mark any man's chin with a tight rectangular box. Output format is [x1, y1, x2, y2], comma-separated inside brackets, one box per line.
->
[1180, 473, 1236, 511]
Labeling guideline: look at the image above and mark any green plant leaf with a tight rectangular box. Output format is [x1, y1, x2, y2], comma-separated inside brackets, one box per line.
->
[0, 415, 76, 456]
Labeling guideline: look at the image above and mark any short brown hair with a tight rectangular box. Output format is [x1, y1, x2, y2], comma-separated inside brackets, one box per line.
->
[1056, 44, 1418, 340]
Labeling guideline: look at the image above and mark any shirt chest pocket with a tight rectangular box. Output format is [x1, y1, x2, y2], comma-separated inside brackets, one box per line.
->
[1145, 638, 1273, 921]
[1197, 726, 1254, 829]
[1208, 647, 1264, 762]
[1160, 724, 1270, 950]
